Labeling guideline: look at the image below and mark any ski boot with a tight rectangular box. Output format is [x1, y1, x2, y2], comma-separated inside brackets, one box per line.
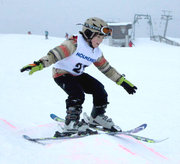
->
[89, 105, 122, 132]
[54, 99, 97, 137]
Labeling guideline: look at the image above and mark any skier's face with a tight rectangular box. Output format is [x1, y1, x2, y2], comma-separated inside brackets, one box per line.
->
[91, 35, 104, 48]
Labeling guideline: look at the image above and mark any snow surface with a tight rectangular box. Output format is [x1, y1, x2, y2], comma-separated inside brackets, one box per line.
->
[0, 34, 180, 164]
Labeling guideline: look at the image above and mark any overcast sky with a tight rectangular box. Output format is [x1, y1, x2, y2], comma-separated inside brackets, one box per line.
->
[0, 0, 180, 38]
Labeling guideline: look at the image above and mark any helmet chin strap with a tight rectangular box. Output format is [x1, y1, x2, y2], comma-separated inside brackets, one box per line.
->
[86, 37, 95, 49]
[80, 31, 95, 48]
[89, 40, 94, 48]
[84, 37, 94, 49]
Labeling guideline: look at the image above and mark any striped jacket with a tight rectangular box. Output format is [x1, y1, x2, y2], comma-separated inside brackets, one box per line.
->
[40, 35, 122, 83]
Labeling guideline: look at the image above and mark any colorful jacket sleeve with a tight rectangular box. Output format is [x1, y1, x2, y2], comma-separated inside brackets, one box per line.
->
[94, 55, 122, 83]
[40, 36, 77, 67]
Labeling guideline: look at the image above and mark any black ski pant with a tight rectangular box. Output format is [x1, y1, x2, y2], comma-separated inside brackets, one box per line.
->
[54, 73, 108, 108]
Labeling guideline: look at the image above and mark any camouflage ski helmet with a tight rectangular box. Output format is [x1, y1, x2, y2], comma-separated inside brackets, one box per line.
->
[81, 17, 112, 40]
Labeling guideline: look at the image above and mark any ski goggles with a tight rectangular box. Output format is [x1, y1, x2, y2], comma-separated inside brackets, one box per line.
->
[78, 23, 112, 36]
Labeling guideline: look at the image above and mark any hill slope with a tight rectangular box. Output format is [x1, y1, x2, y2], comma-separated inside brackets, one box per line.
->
[0, 34, 180, 164]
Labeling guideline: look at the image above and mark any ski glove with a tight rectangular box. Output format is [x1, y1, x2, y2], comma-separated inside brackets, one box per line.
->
[117, 75, 137, 94]
[20, 61, 44, 75]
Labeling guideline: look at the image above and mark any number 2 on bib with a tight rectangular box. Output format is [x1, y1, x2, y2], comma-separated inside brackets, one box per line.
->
[73, 63, 88, 74]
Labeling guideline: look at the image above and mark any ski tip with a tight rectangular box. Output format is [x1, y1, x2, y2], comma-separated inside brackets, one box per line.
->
[138, 123, 147, 129]
[143, 123, 147, 128]
[158, 137, 169, 143]
[135, 123, 147, 130]
[149, 137, 169, 143]
[50, 113, 56, 119]
[23, 135, 36, 142]
[23, 135, 30, 139]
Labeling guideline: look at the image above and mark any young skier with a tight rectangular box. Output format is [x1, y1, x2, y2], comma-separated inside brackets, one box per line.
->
[21, 17, 137, 135]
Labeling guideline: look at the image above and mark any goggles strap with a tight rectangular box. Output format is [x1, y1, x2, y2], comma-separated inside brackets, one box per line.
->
[77, 23, 112, 36]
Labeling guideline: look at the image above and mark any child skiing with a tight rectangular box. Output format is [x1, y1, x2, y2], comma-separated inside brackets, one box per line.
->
[21, 17, 137, 135]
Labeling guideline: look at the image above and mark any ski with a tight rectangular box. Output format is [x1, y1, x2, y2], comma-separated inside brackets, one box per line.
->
[50, 113, 147, 135]
[82, 113, 168, 143]
[23, 130, 167, 145]
[82, 112, 147, 134]
[23, 133, 93, 145]
[128, 134, 168, 143]
[49, 113, 168, 143]
[23, 113, 167, 144]
[22, 114, 167, 144]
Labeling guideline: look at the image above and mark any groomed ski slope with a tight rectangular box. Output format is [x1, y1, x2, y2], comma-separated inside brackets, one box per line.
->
[0, 34, 180, 164]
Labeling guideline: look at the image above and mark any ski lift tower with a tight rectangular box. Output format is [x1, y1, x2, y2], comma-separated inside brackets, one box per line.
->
[132, 14, 154, 40]
[161, 10, 172, 38]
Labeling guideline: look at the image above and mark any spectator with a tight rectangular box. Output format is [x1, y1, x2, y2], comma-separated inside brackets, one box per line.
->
[45, 31, 49, 39]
